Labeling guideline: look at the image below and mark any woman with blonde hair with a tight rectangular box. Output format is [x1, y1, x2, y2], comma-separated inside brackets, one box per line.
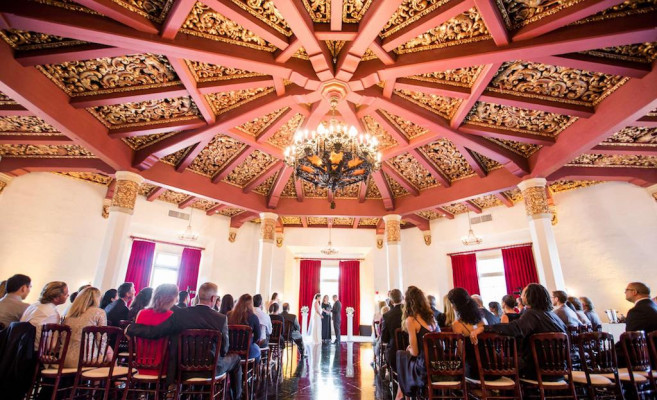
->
[62, 287, 108, 367]
[442, 294, 456, 327]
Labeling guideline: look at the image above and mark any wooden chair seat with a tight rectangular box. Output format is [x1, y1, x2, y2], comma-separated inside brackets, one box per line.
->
[131, 372, 168, 381]
[465, 376, 515, 387]
[520, 378, 569, 387]
[601, 368, 649, 382]
[570, 370, 613, 385]
[40, 367, 82, 376]
[430, 379, 463, 388]
[183, 373, 226, 383]
[81, 366, 134, 378]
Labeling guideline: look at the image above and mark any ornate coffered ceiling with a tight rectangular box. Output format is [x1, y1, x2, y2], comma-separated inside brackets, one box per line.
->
[0, 0, 655, 229]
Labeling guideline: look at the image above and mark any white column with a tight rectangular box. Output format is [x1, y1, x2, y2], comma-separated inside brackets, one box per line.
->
[94, 171, 144, 290]
[383, 214, 403, 290]
[517, 178, 565, 291]
[256, 212, 277, 296]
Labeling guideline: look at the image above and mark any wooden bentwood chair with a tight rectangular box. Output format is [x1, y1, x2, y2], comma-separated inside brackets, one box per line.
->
[423, 332, 468, 400]
[521, 332, 577, 400]
[174, 329, 227, 400]
[573, 331, 624, 400]
[468, 333, 522, 400]
[618, 331, 656, 400]
[228, 324, 256, 400]
[122, 334, 171, 400]
[28, 324, 72, 400]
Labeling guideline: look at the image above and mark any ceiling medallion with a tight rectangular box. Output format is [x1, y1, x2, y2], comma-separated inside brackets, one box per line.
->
[461, 211, 483, 246]
[284, 85, 381, 193]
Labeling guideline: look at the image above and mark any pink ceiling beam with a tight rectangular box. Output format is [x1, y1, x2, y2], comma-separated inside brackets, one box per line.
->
[548, 166, 657, 188]
[175, 141, 207, 173]
[494, 192, 514, 207]
[376, 219, 385, 235]
[530, 64, 657, 178]
[314, 23, 358, 40]
[402, 213, 430, 231]
[450, 63, 501, 129]
[69, 84, 189, 109]
[104, 179, 116, 200]
[267, 164, 294, 208]
[369, 40, 396, 66]
[634, 116, 657, 128]
[455, 145, 486, 178]
[479, 91, 594, 118]
[331, 0, 343, 31]
[352, 217, 360, 229]
[301, 217, 308, 227]
[435, 207, 455, 219]
[382, 163, 420, 197]
[178, 195, 198, 209]
[328, 189, 335, 203]
[160, 0, 196, 39]
[226, 128, 285, 157]
[13, 44, 131, 67]
[108, 119, 207, 139]
[295, 178, 304, 202]
[464, 200, 482, 214]
[255, 107, 294, 143]
[513, 0, 626, 41]
[410, 148, 451, 187]
[73, 0, 159, 34]
[0, 135, 72, 145]
[274, 78, 286, 96]
[459, 124, 556, 146]
[146, 186, 166, 201]
[206, 203, 227, 215]
[368, 109, 410, 145]
[0, 41, 132, 171]
[275, 38, 301, 64]
[243, 160, 284, 193]
[169, 57, 216, 124]
[382, 0, 473, 52]
[197, 77, 276, 94]
[0, 157, 114, 175]
[358, 181, 367, 203]
[590, 144, 657, 157]
[394, 78, 470, 99]
[230, 211, 259, 228]
[211, 147, 256, 184]
[371, 170, 394, 211]
[304, 100, 332, 130]
[0, 105, 32, 116]
[473, 0, 509, 45]
[529, 54, 651, 79]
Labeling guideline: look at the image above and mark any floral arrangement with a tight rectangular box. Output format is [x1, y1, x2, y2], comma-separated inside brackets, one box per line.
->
[301, 306, 309, 313]
[346, 307, 355, 315]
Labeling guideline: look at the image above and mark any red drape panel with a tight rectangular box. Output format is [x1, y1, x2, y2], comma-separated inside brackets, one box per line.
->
[338, 260, 360, 335]
[451, 253, 480, 295]
[502, 245, 539, 296]
[298, 260, 321, 318]
[124, 240, 155, 293]
[177, 248, 202, 294]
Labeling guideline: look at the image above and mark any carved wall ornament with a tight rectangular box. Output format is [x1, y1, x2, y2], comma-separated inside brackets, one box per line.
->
[224, 150, 276, 187]
[326, 40, 346, 58]
[393, 8, 491, 54]
[89, 97, 200, 129]
[407, 66, 484, 88]
[486, 137, 541, 157]
[276, 234, 284, 247]
[280, 176, 297, 198]
[548, 180, 600, 193]
[185, 60, 265, 83]
[550, 205, 558, 226]
[282, 216, 302, 225]
[0, 144, 95, 158]
[253, 172, 278, 196]
[495, 0, 585, 31]
[572, 0, 657, 26]
[343, 0, 373, 23]
[376, 237, 384, 249]
[359, 217, 380, 226]
[302, 0, 330, 22]
[230, 0, 293, 36]
[365, 178, 382, 199]
[381, 0, 452, 38]
[602, 127, 657, 146]
[520, 186, 550, 217]
[566, 154, 657, 168]
[423, 233, 432, 246]
[307, 216, 328, 225]
[112, 0, 173, 23]
[267, 113, 305, 149]
[181, 2, 276, 51]
[465, 102, 577, 137]
[206, 87, 274, 116]
[385, 219, 401, 243]
[489, 61, 628, 107]
[302, 180, 329, 198]
[395, 89, 462, 120]
[416, 210, 441, 220]
[419, 140, 476, 181]
[102, 199, 110, 219]
[470, 150, 503, 173]
[471, 194, 503, 209]
[55, 172, 112, 186]
[160, 145, 194, 166]
[361, 115, 399, 150]
[122, 131, 178, 150]
[362, 48, 378, 61]
[293, 47, 310, 60]
[157, 190, 190, 205]
[388, 153, 438, 190]
[261, 217, 276, 241]
[111, 179, 140, 212]
[189, 134, 248, 177]
[0, 180, 7, 195]
[380, 110, 428, 140]
[236, 107, 289, 137]
[0, 116, 59, 134]
[228, 230, 237, 242]
[0, 29, 86, 51]
[385, 173, 409, 198]
[580, 42, 657, 65]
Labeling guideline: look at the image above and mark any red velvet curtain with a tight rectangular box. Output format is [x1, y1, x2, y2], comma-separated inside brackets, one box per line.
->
[451, 253, 480, 295]
[502, 245, 539, 296]
[177, 248, 202, 294]
[339, 260, 360, 335]
[124, 240, 155, 293]
[298, 260, 321, 318]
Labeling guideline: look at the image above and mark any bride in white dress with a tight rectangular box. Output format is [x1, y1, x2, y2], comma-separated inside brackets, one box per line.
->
[310, 293, 323, 344]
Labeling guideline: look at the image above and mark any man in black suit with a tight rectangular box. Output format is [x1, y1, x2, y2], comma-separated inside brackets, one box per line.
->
[175, 290, 189, 309]
[624, 282, 657, 334]
[427, 295, 445, 327]
[127, 282, 242, 399]
[331, 295, 342, 344]
[381, 289, 403, 372]
[105, 282, 134, 326]
[472, 294, 500, 325]
[280, 303, 305, 357]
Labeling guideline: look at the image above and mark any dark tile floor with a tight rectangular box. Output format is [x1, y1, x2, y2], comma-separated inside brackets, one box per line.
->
[255, 342, 393, 400]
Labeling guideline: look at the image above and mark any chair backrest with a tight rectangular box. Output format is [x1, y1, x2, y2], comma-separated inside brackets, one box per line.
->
[474, 333, 520, 380]
[529, 333, 573, 381]
[117, 320, 131, 352]
[283, 320, 294, 341]
[576, 331, 619, 375]
[423, 332, 466, 381]
[128, 334, 169, 377]
[177, 329, 222, 378]
[270, 320, 283, 342]
[648, 331, 657, 369]
[394, 328, 409, 351]
[78, 326, 122, 369]
[579, 324, 592, 334]
[228, 325, 253, 358]
[620, 331, 652, 373]
[37, 324, 71, 368]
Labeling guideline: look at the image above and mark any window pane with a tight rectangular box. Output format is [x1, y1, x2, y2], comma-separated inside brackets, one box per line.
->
[321, 266, 339, 281]
[477, 257, 508, 305]
[150, 267, 178, 289]
[155, 253, 179, 268]
[320, 266, 340, 298]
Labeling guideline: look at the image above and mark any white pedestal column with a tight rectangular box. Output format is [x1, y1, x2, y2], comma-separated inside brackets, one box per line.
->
[383, 214, 403, 290]
[256, 212, 277, 296]
[518, 178, 565, 291]
[346, 342, 354, 377]
[94, 171, 143, 290]
[301, 309, 309, 336]
[347, 312, 354, 341]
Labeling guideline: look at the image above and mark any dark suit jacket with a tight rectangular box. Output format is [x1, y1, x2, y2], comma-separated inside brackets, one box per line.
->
[431, 306, 446, 327]
[0, 322, 36, 400]
[332, 300, 342, 321]
[381, 304, 403, 370]
[280, 311, 301, 340]
[105, 299, 129, 327]
[626, 298, 657, 334]
[479, 307, 500, 326]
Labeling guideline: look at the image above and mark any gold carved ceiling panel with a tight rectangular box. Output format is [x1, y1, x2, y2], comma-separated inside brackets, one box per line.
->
[566, 154, 657, 168]
[181, 2, 276, 51]
[394, 89, 462, 120]
[307, 216, 328, 225]
[571, 0, 657, 26]
[158, 190, 190, 204]
[160, 145, 193, 166]
[282, 216, 302, 225]
[0, 29, 87, 51]
[326, 41, 346, 59]
[0, 116, 59, 135]
[55, 171, 112, 186]
[358, 217, 380, 226]
[122, 131, 178, 150]
[0, 144, 94, 158]
[332, 217, 355, 226]
[189, 198, 218, 211]
[601, 127, 657, 146]
[37, 54, 179, 97]
[486, 137, 541, 157]
[343, 0, 373, 23]
[385, 173, 409, 198]
[393, 8, 491, 54]
[548, 180, 600, 193]
[465, 102, 577, 137]
[502, 188, 523, 203]
[302, 0, 329, 22]
[416, 210, 442, 220]
[579, 42, 657, 64]
[302, 180, 329, 198]
[138, 182, 157, 197]
[361, 115, 399, 150]
[281, 176, 297, 198]
[495, 0, 586, 31]
[388, 153, 438, 190]
[470, 150, 503, 173]
[381, 0, 452, 38]
[223, 149, 276, 187]
[112, 0, 174, 24]
[253, 170, 278, 196]
[365, 178, 382, 199]
[488, 61, 628, 107]
[267, 113, 305, 149]
[362, 48, 378, 61]
[419, 139, 476, 181]
[217, 207, 245, 217]
[205, 87, 275, 116]
[236, 107, 289, 137]
[407, 66, 484, 88]
[230, 0, 292, 36]
[185, 60, 266, 83]
[0, 92, 17, 105]
[442, 202, 469, 215]
[88, 97, 201, 129]
[335, 183, 360, 198]
[188, 134, 247, 177]
[470, 194, 503, 209]
[380, 110, 428, 140]
[293, 47, 310, 60]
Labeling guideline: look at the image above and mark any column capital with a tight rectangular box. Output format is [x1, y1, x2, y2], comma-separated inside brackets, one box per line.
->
[110, 171, 144, 215]
[517, 177, 547, 191]
[259, 212, 279, 221]
[259, 212, 278, 242]
[518, 178, 551, 220]
[383, 214, 401, 244]
[114, 171, 145, 185]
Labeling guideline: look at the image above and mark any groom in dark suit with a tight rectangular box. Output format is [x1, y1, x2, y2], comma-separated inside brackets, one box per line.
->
[331, 295, 342, 344]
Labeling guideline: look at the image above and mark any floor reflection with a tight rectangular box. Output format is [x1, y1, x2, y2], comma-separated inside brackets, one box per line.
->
[256, 342, 392, 399]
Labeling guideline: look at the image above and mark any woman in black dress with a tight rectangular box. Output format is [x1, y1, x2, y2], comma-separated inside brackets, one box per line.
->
[501, 294, 520, 323]
[447, 288, 486, 379]
[321, 295, 332, 343]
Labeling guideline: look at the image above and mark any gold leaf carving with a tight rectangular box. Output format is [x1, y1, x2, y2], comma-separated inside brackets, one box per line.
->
[470, 150, 503, 173]
[0, 92, 17, 106]
[158, 190, 189, 204]
[325, 40, 346, 58]
[419, 140, 476, 181]
[343, 0, 373, 23]
[380, 110, 428, 140]
[579, 42, 657, 64]
[282, 216, 302, 225]
[548, 180, 600, 193]
[236, 107, 289, 137]
[0, 116, 59, 134]
[571, 0, 657, 26]
[566, 154, 657, 168]
[267, 113, 305, 149]
[224, 150, 276, 187]
[465, 102, 576, 137]
[381, 0, 451, 38]
[190, 199, 219, 211]
[602, 127, 657, 145]
[122, 131, 178, 150]
[335, 183, 360, 198]
[0, 144, 94, 158]
[333, 217, 355, 225]
[385, 219, 401, 243]
[362, 115, 398, 150]
[218, 207, 244, 217]
[394, 89, 462, 120]
[307, 216, 328, 225]
[0, 29, 86, 51]
[55, 172, 112, 186]
[111, 179, 139, 211]
[365, 178, 382, 199]
[385, 173, 409, 198]
[31, 0, 99, 15]
[302, 180, 328, 198]
[302, 0, 330, 22]
[281, 176, 297, 198]
[111, 0, 174, 23]
[189, 134, 248, 177]
[443, 203, 469, 215]
[416, 210, 442, 220]
[407, 66, 484, 88]
[362, 48, 378, 61]
[230, 0, 292, 36]
[521, 186, 550, 217]
[388, 153, 438, 190]
[486, 137, 541, 157]
[471, 194, 503, 209]
[495, 0, 585, 31]
[253, 170, 279, 196]
[160, 146, 194, 166]
[293, 47, 310, 60]
[138, 182, 158, 197]
[88, 97, 200, 129]
[205, 87, 275, 116]
[185, 60, 265, 83]
[359, 217, 380, 226]
[502, 188, 523, 203]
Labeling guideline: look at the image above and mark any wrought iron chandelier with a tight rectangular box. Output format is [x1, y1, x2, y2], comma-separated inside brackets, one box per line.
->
[284, 98, 381, 192]
[321, 224, 338, 255]
[461, 211, 483, 246]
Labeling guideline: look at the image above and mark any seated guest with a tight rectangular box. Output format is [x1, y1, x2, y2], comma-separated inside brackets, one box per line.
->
[63, 284, 91, 317]
[0, 274, 31, 329]
[213, 296, 221, 312]
[176, 290, 189, 309]
[395, 286, 439, 400]
[373, 300, 386, 327]
[21, 281, 69, 349]
[447, 288, 486, 379]
[442, 295, 455, 328]
[280, 302, 305, 357]
[579, 296, 602, 328]
[266, 292, 280, 312]
[227, 294, 261, 362]
[105, 282, 135, 326]
[472, 284, 567, 379]
[568, 296, 592, 326]
[100, 289, 118, 310]
[252, 294, 272, 348]
[472, 294, 500, 325]
[127, 282, 242, 399]
[552, 290, 586, 327]
[500, 294, 520, 323]
[128, 287, 153, 322]
[269, 303, 282, 319]
[489, 301, 503, 319]
[62, 287, 109, 368]
[517, 296, 526, 314]
[219, 294, 234, 315]
[427, 295, 445, 328]
[624, 282, 657, 334]
[133, 283, 177, 375]
[381, 289, 403, 372]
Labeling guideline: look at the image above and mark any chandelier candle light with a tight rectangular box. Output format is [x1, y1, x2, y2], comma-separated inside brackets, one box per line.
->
[461, 211, 483, 246]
